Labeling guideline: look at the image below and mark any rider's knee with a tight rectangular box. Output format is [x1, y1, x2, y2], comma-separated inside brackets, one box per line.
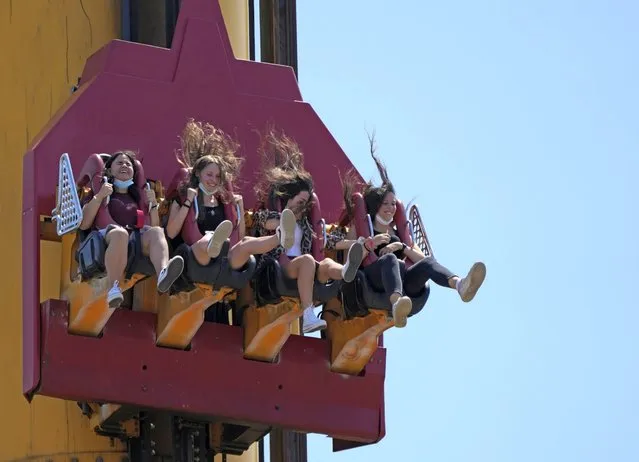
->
[318, 257, 333, 267]
[379, 252, 398, 264]
[107, 226, 128, 244]
[298, 253, 316, 268]
[237, 236, 253, 247]
[145, 226, 164, 241]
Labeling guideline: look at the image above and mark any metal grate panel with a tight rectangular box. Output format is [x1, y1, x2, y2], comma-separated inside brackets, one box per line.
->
[409, 204, 434, 258]
[53, 153, 83, 236]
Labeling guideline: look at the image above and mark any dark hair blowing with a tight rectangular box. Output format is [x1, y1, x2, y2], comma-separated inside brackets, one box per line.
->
[254, 128, 314, 213]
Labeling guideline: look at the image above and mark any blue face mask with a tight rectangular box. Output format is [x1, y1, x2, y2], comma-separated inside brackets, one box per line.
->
[375, 213, 393, 226]
[113, 179, 134, 189]
[199, 182, 215, 196]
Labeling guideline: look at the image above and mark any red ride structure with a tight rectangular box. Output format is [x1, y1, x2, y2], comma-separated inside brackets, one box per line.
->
[20, 1, 432, 460]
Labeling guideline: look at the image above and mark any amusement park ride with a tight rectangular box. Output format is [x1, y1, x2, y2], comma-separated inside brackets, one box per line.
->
[12, 0, 433, 461]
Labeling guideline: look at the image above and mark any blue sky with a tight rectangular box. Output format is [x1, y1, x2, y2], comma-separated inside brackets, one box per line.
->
[266, 1, 639, 461]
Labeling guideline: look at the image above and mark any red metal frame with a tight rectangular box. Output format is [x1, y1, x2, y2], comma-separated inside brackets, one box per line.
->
[22, 0, 384, 450]
[39, 300, 385, 443]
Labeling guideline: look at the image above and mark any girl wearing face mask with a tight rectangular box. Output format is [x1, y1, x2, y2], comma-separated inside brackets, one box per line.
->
[345, 142, 486, 328]
[252, 130, 365, 334]
[166, 120, 296, 273]
[79, 150, 185, 308]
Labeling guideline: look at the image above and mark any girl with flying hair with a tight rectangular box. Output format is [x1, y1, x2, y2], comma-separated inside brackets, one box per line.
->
[252, 129, 365, 334]
[165, 119, 297, 272]
[342, 135, 487, 328]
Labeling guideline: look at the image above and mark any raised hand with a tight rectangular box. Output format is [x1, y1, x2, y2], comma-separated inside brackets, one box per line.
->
[96, 182, 113, 201]
[186, 188, 198, 202]
[379, 241, 403, 256]
[372, 233, 391, 248]
[145, 187, 157, 207]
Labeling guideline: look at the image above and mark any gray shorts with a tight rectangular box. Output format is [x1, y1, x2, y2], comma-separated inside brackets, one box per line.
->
[98, 224, 151, 238]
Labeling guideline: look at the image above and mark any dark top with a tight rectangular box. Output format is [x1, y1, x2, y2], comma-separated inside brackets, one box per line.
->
[197, 203, 226, 235]
[167, 198, 226, 251]
[373, 229, 405, 259]
[174, 197, 226, 235]
[84, 190, 139, 228]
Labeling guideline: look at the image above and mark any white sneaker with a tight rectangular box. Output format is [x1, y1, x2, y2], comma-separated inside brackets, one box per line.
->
[277, 208, 296, 250]
[457, 262, 486, 302]
[341, 241, 364, 283]
[392, 296, 412, 328]
[157, 256, 185, 293]
[107, 281, 123, 309]
[302, 306, 327, 334]
[207, 220, 233, 258]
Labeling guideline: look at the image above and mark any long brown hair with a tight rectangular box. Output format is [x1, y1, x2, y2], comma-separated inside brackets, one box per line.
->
[337, 167, 362, 227]
[175, 119, 243, 203]
[362, 130, 395, 217]
[338, 131, 395, 225]
[254, 127, 314, 214]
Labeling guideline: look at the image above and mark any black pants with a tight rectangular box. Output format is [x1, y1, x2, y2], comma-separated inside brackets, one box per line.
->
[362, 253, 456, 299]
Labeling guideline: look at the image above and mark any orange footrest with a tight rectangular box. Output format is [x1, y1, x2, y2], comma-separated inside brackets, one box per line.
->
[243, 298, 302, 362]
[156, 285, 232, 349]
[64, 275, 144, 336]
[328, 310, 393, 376]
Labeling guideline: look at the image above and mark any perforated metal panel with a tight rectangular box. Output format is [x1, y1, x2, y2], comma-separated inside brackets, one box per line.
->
[53, 153, 83, 236]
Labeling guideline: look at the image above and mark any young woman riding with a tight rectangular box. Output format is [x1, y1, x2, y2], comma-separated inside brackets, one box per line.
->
[165, 119, 297, 273]
[80, 150, 185, 308]
[343, 138, 487, 328]
[252, 129, 366, 334]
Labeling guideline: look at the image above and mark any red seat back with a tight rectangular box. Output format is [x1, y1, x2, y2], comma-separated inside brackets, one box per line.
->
[76, 153, 150, 230]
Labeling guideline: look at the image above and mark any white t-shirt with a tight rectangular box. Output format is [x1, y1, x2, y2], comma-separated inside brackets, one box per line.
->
[286, 223, 304, 257]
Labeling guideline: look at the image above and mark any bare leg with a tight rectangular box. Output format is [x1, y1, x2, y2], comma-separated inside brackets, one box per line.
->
[228, 235, 280, 269]
[317, 241, 364, 283]
[191, 235, 212, 266]
[142, 226, 184, 293]
[284, 254, 327, 334]
[317, 258, 343, 283]
[105, 227, 129, 287]
[104, 227, 130, 308]
[141, 226, 169, 274]
[284, 254, 316, 309]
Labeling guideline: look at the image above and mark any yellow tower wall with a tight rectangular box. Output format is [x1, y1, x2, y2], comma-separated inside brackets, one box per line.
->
[1, 0, 260, 460]
[0, 0, 126, 460]
[219, 0, 250, 60]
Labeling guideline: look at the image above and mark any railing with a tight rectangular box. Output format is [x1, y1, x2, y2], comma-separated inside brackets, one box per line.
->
[408, 204, 434, 258]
